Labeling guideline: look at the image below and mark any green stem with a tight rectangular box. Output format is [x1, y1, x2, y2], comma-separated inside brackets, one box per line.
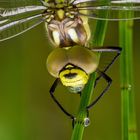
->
[71, 11, 108, 140]
[119, 8, 138, 140]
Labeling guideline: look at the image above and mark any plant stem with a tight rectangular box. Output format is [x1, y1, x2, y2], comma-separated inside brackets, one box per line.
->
[119, 8, 138, 140]
[71, 11, 108, 140]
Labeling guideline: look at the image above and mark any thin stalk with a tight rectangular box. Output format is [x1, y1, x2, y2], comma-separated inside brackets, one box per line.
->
[71, 9, 108, 140]
[119, 6, 138, 140]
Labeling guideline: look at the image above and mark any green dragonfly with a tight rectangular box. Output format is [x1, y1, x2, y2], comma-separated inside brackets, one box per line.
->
[0, 0, 139, 126]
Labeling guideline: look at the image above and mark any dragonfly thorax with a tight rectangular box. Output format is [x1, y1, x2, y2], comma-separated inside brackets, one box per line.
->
[42, 0, 91, 48]
[47, 17, 88, 47]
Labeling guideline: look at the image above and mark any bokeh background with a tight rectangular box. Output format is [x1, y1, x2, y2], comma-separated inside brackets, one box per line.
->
[0, 18, 140, 140]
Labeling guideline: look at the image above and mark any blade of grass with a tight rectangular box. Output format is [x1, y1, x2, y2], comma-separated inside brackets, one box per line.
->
[119, 3, 138, 140]
[71, 4, 109, 140]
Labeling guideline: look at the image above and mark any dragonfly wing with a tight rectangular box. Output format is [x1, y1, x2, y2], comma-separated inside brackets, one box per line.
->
[0, 0, 43, 8]
[0, 4, 46, 41]
[0, 14, 46, 41]
[74, 0, 140, 20]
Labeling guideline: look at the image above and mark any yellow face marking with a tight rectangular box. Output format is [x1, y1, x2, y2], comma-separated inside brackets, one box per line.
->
[53, 31, 60, 46]
[59, 68, 89, 87]
[67, 28, 79, 44]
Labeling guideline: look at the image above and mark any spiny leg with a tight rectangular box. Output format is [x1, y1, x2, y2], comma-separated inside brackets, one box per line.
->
[50, 80, 90, 127]
[91, 46, 121, 101]
[91, 46, 122, 78]
[87, 70, 112, 110]
[50, 79, 75, 121]
[90, 46, 121, 94]
[78, 72, 110, 118]
[75, 71, 111, 127]
[78, 47, 121, 122]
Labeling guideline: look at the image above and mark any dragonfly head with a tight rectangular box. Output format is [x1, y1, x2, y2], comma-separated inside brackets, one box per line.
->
[59, 64, 89, 93]
[46, 46, 99, 93]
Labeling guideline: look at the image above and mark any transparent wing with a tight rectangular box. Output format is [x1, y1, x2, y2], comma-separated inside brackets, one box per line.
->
[73, 0, 140, 20]
[0, 0, 46, 41]
[0, 14, 47, 41]
[0, 0, 43, 8]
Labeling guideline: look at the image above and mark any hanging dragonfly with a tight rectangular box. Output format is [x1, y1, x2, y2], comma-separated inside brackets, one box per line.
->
[46, 45, 122, 127]
[0, 0, 139, 126]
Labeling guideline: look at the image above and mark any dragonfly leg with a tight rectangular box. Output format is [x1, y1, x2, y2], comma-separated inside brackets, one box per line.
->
[91, 46, 122, 72]
[89, 46, 121, 84]
[86, 70, 112, 110]
[50, 79, 75, 121]
[78, 92, 82, 96]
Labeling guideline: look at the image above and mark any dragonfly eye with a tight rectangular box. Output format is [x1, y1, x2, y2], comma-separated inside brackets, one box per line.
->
[59, 64, 89, 92]
[46, 46, 99, 78]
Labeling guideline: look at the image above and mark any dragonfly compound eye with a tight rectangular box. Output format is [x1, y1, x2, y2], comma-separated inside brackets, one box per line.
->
[46, 46, 99, 90]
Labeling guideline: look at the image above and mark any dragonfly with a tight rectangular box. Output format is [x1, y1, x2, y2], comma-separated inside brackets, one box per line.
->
[0, 0, 138, 126]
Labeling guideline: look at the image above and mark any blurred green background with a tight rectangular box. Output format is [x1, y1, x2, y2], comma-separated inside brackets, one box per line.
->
[0, 20, 140, 140]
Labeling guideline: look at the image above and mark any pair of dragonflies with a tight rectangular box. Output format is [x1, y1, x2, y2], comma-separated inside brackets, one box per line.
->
[0, 0, 140, 126]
